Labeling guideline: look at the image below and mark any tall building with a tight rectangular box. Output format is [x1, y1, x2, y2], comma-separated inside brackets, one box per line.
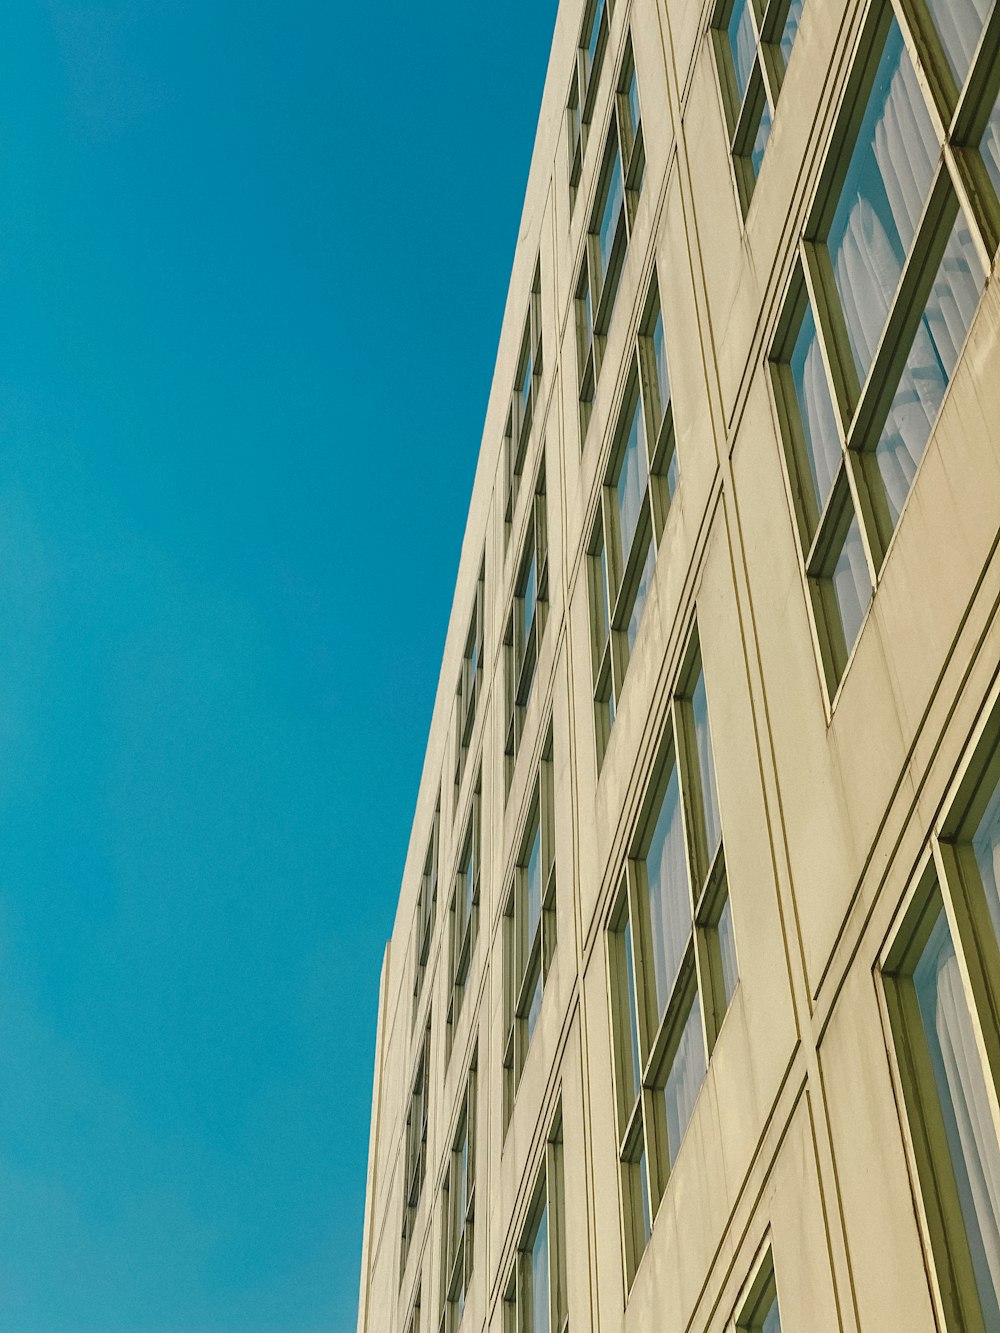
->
[356, 0, 1000, 1329]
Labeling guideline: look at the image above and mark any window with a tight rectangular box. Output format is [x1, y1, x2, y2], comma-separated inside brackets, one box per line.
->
[440, 1058, 477, 1333]
[505, 470, 549, 791]
[502, 1117, 568, 1333]
[607, 635, 738, 1282]
[589, 281, 677, 764]
[455, 564, 485, 791]
[413, 799, 440, 1019]
[505, 264, 543, 546]
[713, 0, 802, 213]
[407, 1286, 421, 1333]
[883, 726, 1000, 1331]
[447, 788, 481, 1055]
[770, 0, 993, 697]
[736, 1249, 782, 1333]
[576, 41, 645, 435]
[401, 1021, 431, 1277]
[567, 0, 612, 208]
[503, 734, 557, 1124]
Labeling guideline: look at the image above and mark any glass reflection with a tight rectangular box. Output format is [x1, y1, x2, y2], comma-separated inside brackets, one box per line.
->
[973, 776, 1000, 946]
[874, 213, 984, 529]
[616, 398, 648, 563]
[652, 307, 670, 423]
[626, 538, 656, 654]
[645, 765, 692, 1016]
[664, 992, 707, 1165]
[717, 894, 739, 1008]
[779, 0, 803, 68]
[692, 669, 722, 862]
[728, 0, 757, 105]
[913, 909, 1000, 1328]
[790, 300, 841, 516]
[530, 1208, 550, 1333]
[750, 95, 772, 179]
[830, 509, 870, 661]
[923, 0, 990, 90]
[827, 22, 938, 381]
[981, 90, 1000, 204]
[598, 152, 625, 288]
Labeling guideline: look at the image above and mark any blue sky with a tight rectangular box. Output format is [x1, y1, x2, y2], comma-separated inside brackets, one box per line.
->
[0, 3, 557, 1328]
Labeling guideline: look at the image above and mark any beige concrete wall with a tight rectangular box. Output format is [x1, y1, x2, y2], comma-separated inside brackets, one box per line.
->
[357, 0, 1000, 1329]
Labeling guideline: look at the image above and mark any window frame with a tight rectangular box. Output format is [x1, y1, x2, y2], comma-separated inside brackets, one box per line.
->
[504, 465, 549, 793]
[575, 37, 645, 439]
[711, 0, 803, 215]
[502, 1112, 568, 1333]
[505, 263, 544, 547]
[455, 563, 486, 792]
[401, 1020, 432, 1278]
[588, 278, 678, 767]
[503, 731, 558, 1126]
[440, 1055, 478, 1333]
[605, 631, 739, 1286]
[447, 785, 481, 1058]
[768, 0, 996, 704]
[879, 709, 1000, 1333]
[413, 798, 441, 1021]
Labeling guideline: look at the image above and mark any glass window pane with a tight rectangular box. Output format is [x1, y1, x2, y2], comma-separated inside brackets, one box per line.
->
[691, 668, 723, 862]
[586, 0, 603, 67]
[638, 1144, 652, 1241]
[750, 93, 772, 178]
[523, 549, 538, 644]
[760, 1294, 782, 1333]
[779, 0, 803, 68]
[527, 819, 543, 947]
[727, 0, 757, 105]
[980, 89, 1000, 206]
[663, 991, 708, 1165]
[645, 765, 693, 1016]
[652, 307, 671, 422]
[923, 0, 991, 91]
[874, 212, 985, 529]
[526, 964, 543, 1043]
[626, 537, 656, 654]
[616, 398, 649, 564]
[831, 509, 871, 660]
[827, 22, 939, 382]
[595, 532, 610, 648]
[520, 349, 533, 419]
[717, 893, 740, 1008]
[529, 1208, 550, 1333]
[598, 151, 625, 287]
[973, 776, 1000, 945]
[789, 300, 841, 516]
[913, 909, 1000, 1328]
[623, 917, 642, 1101]
[628, 71, 641, 140]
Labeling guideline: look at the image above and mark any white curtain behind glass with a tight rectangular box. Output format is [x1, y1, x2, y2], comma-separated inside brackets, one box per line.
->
[646, 766, 691, 1017]
[922, 0, 990, 87]
[664, 994, 707, 1165]
[916, 913, 1000, 1327]
[973, 778, 1000, 945]
[875, 217, 983, 524]
[831, 25, 937, 379]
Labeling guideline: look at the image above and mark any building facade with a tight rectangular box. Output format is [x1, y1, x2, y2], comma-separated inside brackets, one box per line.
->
[356, 0, 1000, 1329]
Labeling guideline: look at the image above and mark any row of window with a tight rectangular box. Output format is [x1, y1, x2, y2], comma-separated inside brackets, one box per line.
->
[410, 1060, 787, 1333]
[770, 0, 1000, 699]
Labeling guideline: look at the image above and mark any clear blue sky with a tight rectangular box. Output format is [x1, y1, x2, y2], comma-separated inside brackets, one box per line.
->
[0, 3, 557, 1329]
